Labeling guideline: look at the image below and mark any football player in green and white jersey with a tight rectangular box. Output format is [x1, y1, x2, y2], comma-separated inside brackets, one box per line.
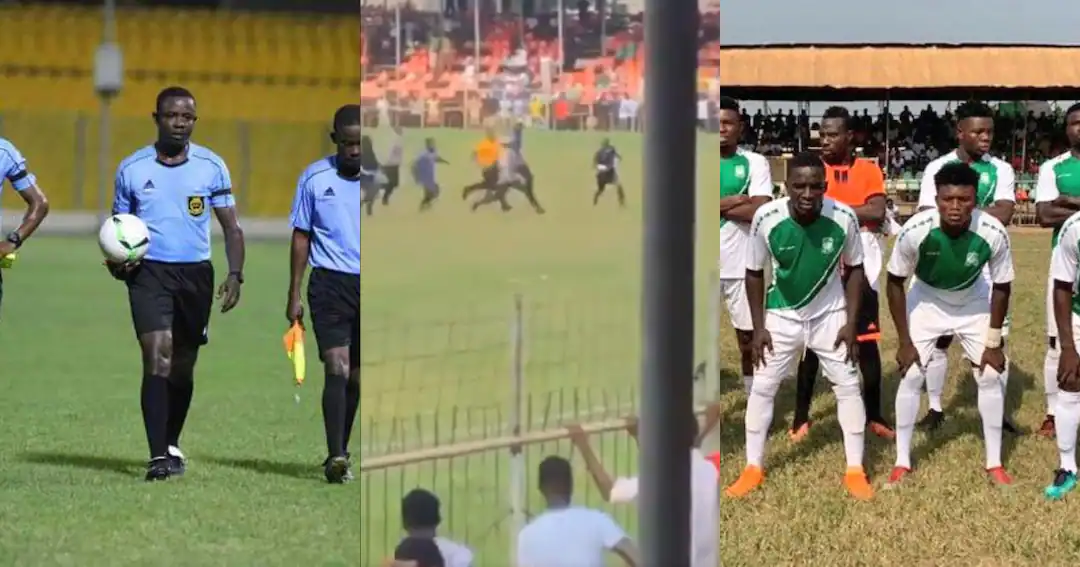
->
[724, 152, 873, 501]
[717, 96, 774, 395]
[915, 101, 1020, 434]
[886, 162, 1015, 488]
[1044, 208, 1080, 500]
[1033, 102, 1080, 439]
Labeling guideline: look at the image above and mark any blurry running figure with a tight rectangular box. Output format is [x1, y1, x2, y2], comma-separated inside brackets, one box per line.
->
[461, 128, 508, 210]
[507, 123, 546, 214]
[412, 138, 448, 212]
[593, 138, 625, 206]
[470, 136, 534, 212]
[380, 126, 404, 206]
[359, 135, 383, 216]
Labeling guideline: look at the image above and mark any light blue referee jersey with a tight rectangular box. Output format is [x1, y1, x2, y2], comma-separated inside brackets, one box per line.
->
[112, 143, 235, 263]
[289, 156, 361, 275]
[1, 138, 37, 232]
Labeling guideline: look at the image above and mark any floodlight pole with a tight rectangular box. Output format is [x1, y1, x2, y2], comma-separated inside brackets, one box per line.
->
[94, 0, 123, 224]
[639, 0, 699, 565]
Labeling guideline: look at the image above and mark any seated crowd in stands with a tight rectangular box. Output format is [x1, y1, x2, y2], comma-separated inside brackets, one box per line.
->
[735, 104, 1070, 181]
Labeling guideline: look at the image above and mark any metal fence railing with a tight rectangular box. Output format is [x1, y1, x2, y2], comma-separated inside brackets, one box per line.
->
[358, 278, 732, 566]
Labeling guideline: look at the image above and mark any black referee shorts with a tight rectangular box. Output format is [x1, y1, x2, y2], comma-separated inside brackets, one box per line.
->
[127, 260, 215, 347]
[596, 169, 618, 186]
[308, 268, 360, 367]
[481, 165, 499, 187]
[382, 165, 400, 190]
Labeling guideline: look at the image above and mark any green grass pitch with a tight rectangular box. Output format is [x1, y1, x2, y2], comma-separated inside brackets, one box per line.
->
[2, 128, 1072, 566]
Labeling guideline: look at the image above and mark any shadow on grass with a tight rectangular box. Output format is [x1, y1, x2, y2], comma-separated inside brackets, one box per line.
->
[20, 451, 144, 477]
[203, 456, 318, 480]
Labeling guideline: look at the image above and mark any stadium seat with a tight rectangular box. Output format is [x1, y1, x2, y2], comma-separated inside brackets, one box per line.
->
[0, 4, 359, 85]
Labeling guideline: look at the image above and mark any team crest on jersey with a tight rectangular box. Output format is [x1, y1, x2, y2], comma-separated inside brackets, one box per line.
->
[187, 196, 206, 217]
[821, 237, 835, 254]
[735, 165, 746, 178]
[979, 172, 991, 185]
[965, 251, 979, 266]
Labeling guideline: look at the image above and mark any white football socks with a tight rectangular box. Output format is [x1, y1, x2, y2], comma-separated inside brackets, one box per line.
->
[834, 379, 867, 468]
[973, 366, 1004, 470]
[1045, 345, 1061, 417]
[925, 348, 948, 412]
[744, 380, 777, 468]
[894, 365, 924, 470]
[1057, 391, 1080, 473]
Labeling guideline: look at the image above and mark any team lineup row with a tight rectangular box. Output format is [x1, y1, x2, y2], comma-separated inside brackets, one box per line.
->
[717, 98, 1080, 501]
[0, 88, 362, 484]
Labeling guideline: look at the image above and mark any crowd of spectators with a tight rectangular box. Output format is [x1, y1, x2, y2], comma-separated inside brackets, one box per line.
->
[731, 104, 1071, 177]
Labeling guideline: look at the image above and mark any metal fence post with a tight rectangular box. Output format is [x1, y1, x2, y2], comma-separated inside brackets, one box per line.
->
[508, 292, 526, 566]
[704, 270, 722, 453]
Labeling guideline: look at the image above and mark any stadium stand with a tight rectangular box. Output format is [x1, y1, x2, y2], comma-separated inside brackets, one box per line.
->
[0, 4, 360, 121]
[0, 3, 357, 214]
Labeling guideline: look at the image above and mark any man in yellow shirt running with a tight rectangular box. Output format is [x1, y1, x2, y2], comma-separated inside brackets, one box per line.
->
[461, 128, 510, 211]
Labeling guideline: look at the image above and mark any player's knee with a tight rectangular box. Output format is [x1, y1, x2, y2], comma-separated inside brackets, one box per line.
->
[140, 333, 173, 376]
[170, 347, 198, 380]
[324, 350, 350, 377]
[974, 368, 1003, 392]
[748, 376, 781, 399]
[898, 365, 925, 393]
[830, 379, 861, 401]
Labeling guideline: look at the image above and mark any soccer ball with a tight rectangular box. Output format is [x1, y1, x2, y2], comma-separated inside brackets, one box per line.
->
[98, 214, 150, 264]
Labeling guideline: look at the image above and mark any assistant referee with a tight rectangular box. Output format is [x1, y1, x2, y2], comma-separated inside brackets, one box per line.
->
[287, 105, 362, 484]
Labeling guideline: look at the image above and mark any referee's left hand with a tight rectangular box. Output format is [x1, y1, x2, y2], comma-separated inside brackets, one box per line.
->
[217, 273, 242, 313]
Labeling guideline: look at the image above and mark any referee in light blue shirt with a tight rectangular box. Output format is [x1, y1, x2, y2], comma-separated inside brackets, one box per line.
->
[109, 86, 247, 482]
[287, 104, 362, 484]
[0, 137, 50, 316]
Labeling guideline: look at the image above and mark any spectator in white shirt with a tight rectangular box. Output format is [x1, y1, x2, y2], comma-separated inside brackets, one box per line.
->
[516, 456, 639, 567]
[400, 489, 474, 567]
[568, 412, 718, 567]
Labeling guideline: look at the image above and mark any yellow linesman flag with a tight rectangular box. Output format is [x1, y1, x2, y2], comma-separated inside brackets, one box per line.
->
[283, 322, 306, 388]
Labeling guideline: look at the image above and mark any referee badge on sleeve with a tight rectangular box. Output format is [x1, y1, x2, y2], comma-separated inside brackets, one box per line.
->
[187, 196, 206, 217]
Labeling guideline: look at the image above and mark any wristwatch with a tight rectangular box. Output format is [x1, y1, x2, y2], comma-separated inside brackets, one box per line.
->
[229, 271, 244, 284]
[5, 231, 23, 249]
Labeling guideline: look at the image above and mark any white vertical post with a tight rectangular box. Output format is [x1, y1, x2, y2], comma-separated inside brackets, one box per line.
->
[474, 0, 482, 64]
[508, 293, 526, 566]
[557, 0, 565, 70]
[394, 5, 403, 69]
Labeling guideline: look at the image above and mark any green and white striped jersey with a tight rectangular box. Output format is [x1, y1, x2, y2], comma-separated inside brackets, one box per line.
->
[718, 148, 773, 279]
[1035, 151, 1080, 249]
[1049, 211, 1080, 316]
[918, 150, 1015, 209]
[747, 197, 862, 321]
[887, 208, 1014, 307]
